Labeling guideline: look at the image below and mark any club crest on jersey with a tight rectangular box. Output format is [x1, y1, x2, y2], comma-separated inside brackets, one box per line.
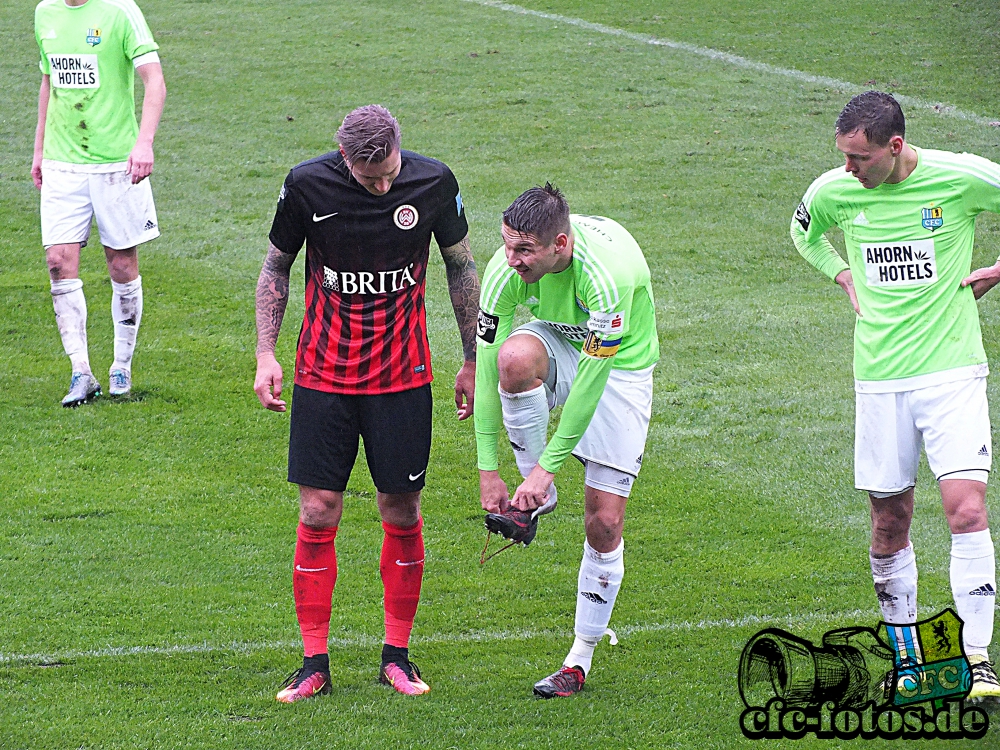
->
[922, 205, 944, 232]
[394, 204, 419, 230]
[86, 28, 101, 46]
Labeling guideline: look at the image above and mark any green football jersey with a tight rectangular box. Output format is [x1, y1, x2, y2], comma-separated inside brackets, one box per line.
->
[791, 147, 1000, 385]
[35, 0, 159, 164]
[475, 215, 659, 473]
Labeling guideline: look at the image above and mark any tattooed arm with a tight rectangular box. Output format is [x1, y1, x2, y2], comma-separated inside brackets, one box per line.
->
[440, 233, 480, 420]
[254, 242, 297, 411]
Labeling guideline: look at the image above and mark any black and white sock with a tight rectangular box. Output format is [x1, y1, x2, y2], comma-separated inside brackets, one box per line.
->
[111, 276, 142, 373]
[870, 542, 918, 624]
[51, 278, 90, 374]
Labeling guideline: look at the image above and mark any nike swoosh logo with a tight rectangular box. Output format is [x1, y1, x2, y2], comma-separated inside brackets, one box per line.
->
[408, 470, 426, 481]
[312, 212, 339, 222]
[295, 565, 328, 572]
[395, 559, 425, 567]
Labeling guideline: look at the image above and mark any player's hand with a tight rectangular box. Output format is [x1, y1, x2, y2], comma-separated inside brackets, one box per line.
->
[455, 359, 476, 420]
[31, 154, 43, 190]
[254, 352, 286, 412]
[126, 140, 154, 184]
[511, 464, 555, 512]
[480, 470, 509, 514]
[962, 261, 1000, 300]
[835, 269, 861, 316]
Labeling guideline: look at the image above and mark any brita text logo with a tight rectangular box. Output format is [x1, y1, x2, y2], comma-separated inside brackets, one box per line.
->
[322, 264, 417, 294]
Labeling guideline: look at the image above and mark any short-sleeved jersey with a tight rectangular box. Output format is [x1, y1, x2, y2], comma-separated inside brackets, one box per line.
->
[269, 149, 468, 395]
[475, 215, 659, 472]
[791, 147, 1000, 389]
[35, 0, 159, 165]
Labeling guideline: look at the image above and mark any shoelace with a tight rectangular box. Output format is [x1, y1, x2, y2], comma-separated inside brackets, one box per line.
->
[111, 372, 127, 387]
[547, 668, 583, 691]
[385, 659, 422, 682]
[972, 661, 999, 686]
[280, 666, 326, 689]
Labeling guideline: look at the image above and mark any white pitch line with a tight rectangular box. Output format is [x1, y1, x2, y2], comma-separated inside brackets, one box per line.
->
[459, 0, 998, 127]
[0, 605, 898, 667]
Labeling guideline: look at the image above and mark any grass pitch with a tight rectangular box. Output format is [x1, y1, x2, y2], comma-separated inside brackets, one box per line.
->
[1, 1, 999, 747]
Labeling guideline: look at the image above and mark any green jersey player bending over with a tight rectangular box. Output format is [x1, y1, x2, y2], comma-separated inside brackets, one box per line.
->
[475, 184, 659, 698]
[792, 91, 1000, 703]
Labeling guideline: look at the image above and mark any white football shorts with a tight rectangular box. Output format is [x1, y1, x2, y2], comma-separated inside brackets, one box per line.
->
[40, 160, 159, 249]
[855, 375, 992, 495]
[512, 320, 653, 480]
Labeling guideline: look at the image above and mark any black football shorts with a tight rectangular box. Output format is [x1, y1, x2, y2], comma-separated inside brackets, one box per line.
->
[288, 383, 432, 493]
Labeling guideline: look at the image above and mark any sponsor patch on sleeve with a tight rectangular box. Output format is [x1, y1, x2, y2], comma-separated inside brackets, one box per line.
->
[794, 202, 811, 232]
[477, 309, 499, 344]
[582, 331, 621, 359]
[587, 310, 625, 334]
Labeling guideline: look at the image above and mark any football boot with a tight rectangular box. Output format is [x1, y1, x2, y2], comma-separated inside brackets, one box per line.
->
[275, 665, 331, 703]
[533, 665, 586, 698]
[485, 507, 538, 546]
[380, 658, 430, 696]
[62, 372, 101, 407]
[108, 368, 132, 397]
[968, 655, 1000, 704]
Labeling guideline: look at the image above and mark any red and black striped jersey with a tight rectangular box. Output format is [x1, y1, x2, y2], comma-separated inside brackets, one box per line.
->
[269, 150, 468, 394]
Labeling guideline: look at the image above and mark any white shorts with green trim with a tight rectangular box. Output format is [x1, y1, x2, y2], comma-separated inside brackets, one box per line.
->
[512, 320, 653, 479]
[855, 375, 991, 495]
[41, 160, 159, 250]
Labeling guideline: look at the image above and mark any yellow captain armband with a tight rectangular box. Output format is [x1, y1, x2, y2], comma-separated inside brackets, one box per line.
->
[582, 331, 621, 359]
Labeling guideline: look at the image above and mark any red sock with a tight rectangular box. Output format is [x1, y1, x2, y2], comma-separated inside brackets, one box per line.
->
[293, 522, 338, 657]
[380, 517, 425, 648]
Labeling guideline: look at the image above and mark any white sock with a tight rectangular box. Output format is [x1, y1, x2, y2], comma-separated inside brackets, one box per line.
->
[565, 540, 624, 675]
[51, 278, 91, 374]
[500, 385, 557, 503]
[870, 543, 918, 624]
[951, 529, 995, 657]
[111, 276, 142, 372]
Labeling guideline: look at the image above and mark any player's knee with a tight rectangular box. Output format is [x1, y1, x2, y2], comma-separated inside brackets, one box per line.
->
[869, 513, 909, 549]
[299, 487, 343, 525]
[497, 338, 545, 392]
[45, 245, 75, 279]
[377, 491, 421, 528]
[945, 503, 988, 535]
[105, 248, 138, 282]
[585, 506, 624, 543]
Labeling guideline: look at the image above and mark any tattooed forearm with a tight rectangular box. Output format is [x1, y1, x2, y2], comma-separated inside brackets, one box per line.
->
[255, 242, 296, 356]
[440, 234, 480, 361]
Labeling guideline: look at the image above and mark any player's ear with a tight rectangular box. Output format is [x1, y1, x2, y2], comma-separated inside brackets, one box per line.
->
[554, 232, 570, 252]
[339, 145, 350, 167]
[889, 135, 904, 156]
